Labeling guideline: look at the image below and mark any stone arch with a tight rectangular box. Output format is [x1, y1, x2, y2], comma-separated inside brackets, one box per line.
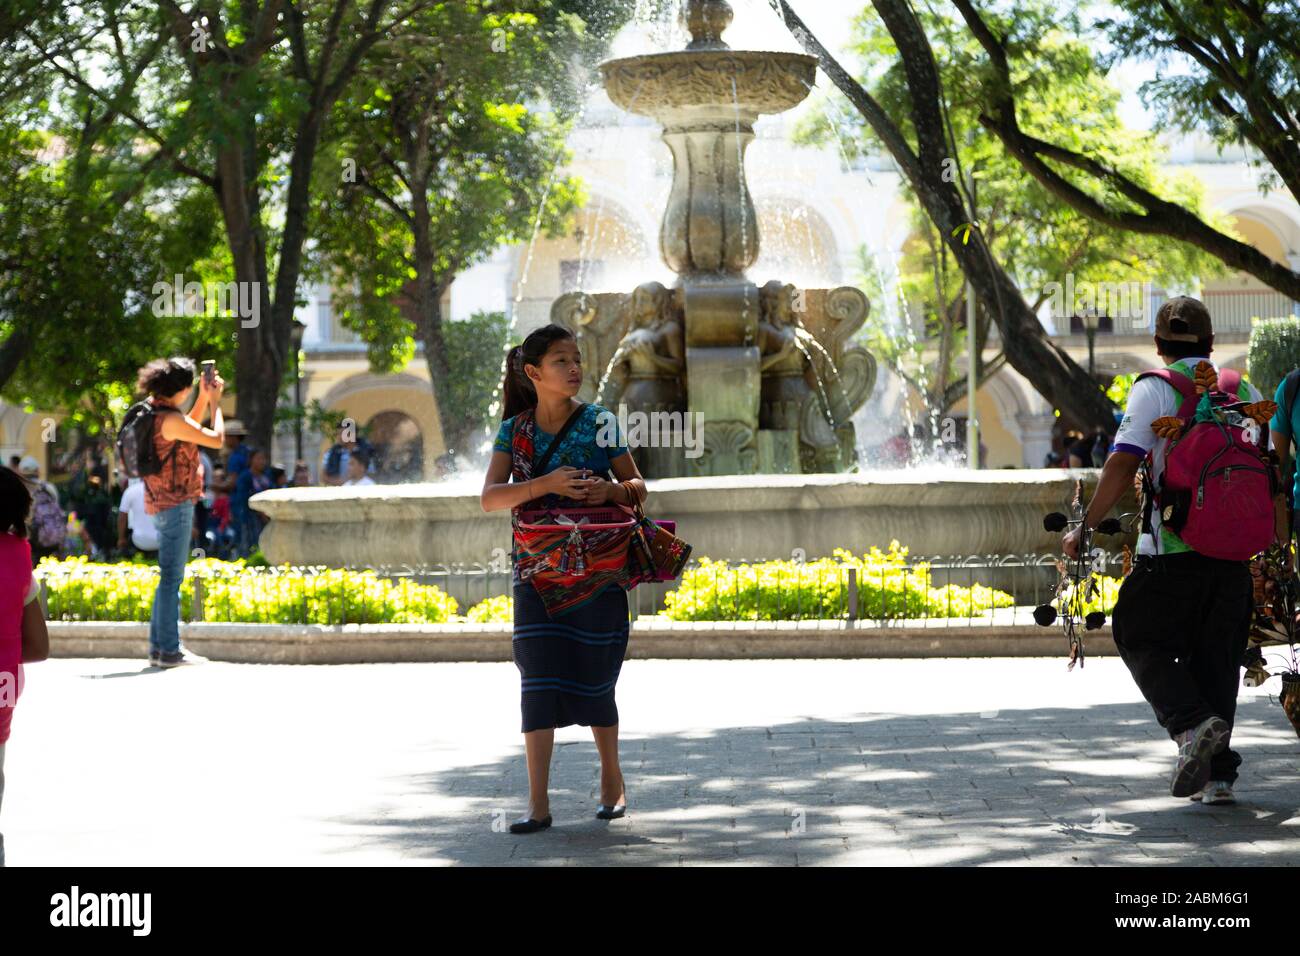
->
[507, 193, 658, 335]
[1216, 198, 1300, 260]
[751, 197, 842, 286]
[319, 372, 445, 479]
[973, 368, 1056, 468]
[1202, 198, 1300, 319]
[367, 409, 425, 483]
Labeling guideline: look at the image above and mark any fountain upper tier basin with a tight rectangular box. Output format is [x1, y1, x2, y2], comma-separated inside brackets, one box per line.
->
[600, 50, 818, 118]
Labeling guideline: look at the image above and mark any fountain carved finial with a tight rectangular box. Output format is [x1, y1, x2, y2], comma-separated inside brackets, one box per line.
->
[681, 0, 733, 50]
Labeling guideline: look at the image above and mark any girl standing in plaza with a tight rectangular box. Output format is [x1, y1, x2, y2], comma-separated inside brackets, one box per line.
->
[480, 325, 645, 834]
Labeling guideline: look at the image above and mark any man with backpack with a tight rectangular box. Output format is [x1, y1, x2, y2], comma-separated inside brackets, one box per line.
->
[1268, 367, 1300, 543]
[17, 457, 65, 566]
[1062, 296, 1276, 806]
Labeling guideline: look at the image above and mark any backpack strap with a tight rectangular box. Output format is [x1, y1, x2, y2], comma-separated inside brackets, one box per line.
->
[1133, 366, 1199, 548]
[150, 401, 184, 491]
[1135, 367, 1199, 418]
[1283, 368, 1300, 425]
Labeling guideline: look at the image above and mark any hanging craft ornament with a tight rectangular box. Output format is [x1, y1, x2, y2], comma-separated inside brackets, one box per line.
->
[552, 515, 589, 576]
[1150, 416, 1184, 440]
[1193, 360, 1218, 394]
[1239, 400, 1278, 426]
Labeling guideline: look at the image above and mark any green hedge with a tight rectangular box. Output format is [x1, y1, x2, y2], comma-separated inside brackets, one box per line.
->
[1247, 317, 1300, 400]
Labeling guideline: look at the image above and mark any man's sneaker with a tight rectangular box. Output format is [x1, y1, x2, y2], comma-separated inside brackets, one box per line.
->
[148, 650, 161, 667]
[1171, 716, 1231, 798]
[157, 650, 198, 669]
[1190, 780, 1236, 805]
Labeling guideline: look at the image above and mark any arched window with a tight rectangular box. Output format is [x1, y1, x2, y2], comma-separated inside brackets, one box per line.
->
[367, 411, 424, 483]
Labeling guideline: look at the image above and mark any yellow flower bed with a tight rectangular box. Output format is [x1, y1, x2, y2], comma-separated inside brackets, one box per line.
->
[36, 556, 459, 625]
[662, 543, 1015, 622]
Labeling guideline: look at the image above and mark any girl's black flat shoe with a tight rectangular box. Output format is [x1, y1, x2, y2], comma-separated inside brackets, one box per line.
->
[509, 814, 553, 834]
[597, 776, 627, 819]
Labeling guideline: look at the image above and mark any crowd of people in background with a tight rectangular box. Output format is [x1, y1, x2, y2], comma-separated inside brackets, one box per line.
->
[6, 415, 383, 569]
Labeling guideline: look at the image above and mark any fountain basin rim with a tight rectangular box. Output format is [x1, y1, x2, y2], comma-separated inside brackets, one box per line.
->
[249, 468, 1101, 522]
[599, 49, 818, 116]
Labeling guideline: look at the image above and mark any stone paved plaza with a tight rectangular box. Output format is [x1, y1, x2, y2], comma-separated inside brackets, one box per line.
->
[5, 656, 1299, 866]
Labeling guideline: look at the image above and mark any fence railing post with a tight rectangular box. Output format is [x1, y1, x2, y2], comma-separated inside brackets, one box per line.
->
[846, 567, 857, 624]
[191, 578, 205, 622]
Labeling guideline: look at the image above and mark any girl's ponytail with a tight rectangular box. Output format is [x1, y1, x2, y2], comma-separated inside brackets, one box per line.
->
[502, 345, 536, 421]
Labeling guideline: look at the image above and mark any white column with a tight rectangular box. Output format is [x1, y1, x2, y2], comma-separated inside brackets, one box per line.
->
[1017, 413, 1058, 469]
[1290, 253, 1300, 317]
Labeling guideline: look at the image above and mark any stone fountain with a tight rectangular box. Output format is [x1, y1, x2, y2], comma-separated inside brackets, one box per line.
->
[551, 0, 877, 477]
[250, 1, 1136, 580]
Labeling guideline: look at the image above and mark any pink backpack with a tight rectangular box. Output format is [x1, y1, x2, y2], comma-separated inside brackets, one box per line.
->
[1138, 364, 1276, 561]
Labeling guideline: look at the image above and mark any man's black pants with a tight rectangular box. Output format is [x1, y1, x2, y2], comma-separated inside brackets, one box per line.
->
[1110, 550, 1253, 784]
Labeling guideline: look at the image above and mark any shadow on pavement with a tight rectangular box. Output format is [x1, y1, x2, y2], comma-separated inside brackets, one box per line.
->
[337, 698, 1300, 866]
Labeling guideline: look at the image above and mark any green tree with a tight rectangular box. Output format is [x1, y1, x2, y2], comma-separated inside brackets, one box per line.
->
[950, 0, 1300, 301]
[0, 3, 228, 443]
[776, 0, 1118, 431]
[311, 1, 627, 462]
[802, 0, 1227, 418]
[12, 1, 471, 453]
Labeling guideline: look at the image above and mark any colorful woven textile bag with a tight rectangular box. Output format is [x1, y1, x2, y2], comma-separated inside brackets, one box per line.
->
[620, 479, 691, 585]
[509, 407, 636, 615]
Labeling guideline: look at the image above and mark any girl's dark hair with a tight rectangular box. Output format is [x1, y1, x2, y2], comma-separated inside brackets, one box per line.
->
[0, 466, 32, 539]
[502, 324, 577, 420]
[136, 357, 196, 398]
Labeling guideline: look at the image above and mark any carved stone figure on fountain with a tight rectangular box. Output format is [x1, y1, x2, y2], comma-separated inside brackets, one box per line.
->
[758, 280, 812, 434]
[596, 282, 686, 478]
[597, 282, 685, 413]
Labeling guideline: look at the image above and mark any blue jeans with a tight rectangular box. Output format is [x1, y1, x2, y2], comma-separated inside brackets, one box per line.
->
[149, 501, 194, 656]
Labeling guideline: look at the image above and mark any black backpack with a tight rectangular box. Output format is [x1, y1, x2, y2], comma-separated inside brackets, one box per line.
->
[116, 400, 180, 480]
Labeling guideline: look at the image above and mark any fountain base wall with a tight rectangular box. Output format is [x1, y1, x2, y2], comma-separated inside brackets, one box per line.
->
[252, 470, 1135, 570]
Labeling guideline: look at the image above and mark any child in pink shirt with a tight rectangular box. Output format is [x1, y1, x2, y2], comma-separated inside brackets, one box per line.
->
[1, 466, 50, 866]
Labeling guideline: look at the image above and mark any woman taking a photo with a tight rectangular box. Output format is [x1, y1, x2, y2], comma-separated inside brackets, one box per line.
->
[136, 358, 226, 668]
[481, 325, 646, 834]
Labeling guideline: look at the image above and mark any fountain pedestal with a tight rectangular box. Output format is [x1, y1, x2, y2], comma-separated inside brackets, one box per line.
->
[579, 0, 875, 478]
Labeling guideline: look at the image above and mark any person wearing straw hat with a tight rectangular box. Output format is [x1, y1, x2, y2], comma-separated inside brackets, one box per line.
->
[218, 419, 251, 490]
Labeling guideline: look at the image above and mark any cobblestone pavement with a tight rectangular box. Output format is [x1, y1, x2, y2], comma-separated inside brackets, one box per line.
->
[5, 657, 1298, 866]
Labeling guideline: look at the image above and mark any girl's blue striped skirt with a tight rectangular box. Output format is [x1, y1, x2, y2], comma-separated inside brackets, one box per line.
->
[512, 580, 630, 733]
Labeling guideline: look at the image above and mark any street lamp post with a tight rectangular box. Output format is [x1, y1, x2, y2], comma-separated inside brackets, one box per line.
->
[965, 167, 979, 470]
[290, 319, 306, 462]
[1080, 309, 1100, 378]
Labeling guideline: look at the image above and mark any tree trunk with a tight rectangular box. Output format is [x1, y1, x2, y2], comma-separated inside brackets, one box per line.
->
[216, 132, 278, 454]
[415, 279, 462, 464]
[0, 323, 31, 391]
[775, 0, 1116, 432]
